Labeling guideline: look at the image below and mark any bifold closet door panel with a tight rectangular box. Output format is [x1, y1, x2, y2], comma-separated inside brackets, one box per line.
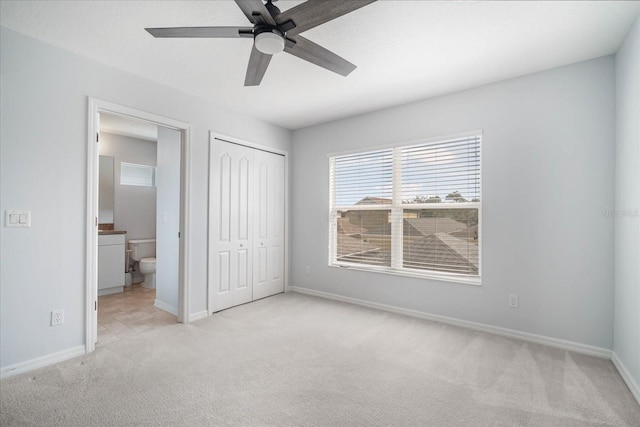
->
[209, 141, 254, 312]
[253, 149, 285, 300]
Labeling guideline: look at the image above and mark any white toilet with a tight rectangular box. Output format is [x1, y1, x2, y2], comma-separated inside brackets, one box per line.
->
[128, 238, 156, 289]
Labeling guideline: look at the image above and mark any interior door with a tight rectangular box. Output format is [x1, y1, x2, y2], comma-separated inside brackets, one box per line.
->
[156, 126, 181, 314]
[209, 141, 254, 312]
[94, 112, 101, 344]
[253, 149, 285, 300]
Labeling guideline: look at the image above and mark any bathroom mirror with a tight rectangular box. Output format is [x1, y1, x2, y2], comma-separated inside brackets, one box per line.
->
[99, 155, 115, 224]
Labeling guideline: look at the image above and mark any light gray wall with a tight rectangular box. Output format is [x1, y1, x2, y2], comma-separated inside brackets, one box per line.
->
[0, 27, 291, 369]
[155, 126, 181, 314]
[291, 56, 616, 349]
[98, 132, 157, 241]
[614, 15, 640, 392]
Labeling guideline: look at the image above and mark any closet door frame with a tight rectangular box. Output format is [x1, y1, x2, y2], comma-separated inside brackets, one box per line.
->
[208, 132, 289, 315]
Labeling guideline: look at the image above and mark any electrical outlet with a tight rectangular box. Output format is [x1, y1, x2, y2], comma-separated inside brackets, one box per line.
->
[508, 294, 519, 309]
[305, 266, 311, 275]
[51, 309, 64, 326]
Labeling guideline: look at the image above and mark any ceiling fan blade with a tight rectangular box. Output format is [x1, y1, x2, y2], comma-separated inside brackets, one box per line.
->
[234, 0, 276, 26]
[145, 27, 253, 38]
[284, 36, 356, 77]
[276, 0, 376, 36]
[244, 45, 273, 86]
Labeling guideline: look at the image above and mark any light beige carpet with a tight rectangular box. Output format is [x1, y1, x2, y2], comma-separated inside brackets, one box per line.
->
[1, 292, 639, 426]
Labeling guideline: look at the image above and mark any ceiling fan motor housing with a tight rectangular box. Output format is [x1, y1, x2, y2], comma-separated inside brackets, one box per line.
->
[264, 0, 281, 18]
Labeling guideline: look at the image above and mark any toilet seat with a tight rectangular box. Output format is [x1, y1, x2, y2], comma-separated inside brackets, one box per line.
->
[140, 257, 156, 264]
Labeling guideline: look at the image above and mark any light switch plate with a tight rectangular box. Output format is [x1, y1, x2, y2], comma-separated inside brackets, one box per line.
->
[5, 210, 31, 228]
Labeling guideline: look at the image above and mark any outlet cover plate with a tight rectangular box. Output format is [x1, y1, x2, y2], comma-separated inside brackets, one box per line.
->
[51, 309, 64, 326]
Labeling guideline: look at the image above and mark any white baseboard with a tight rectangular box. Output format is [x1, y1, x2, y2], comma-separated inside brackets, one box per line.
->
[188, 310, 209, 322]
[0, 345, 85, 380]
[289, 286, 612, 359]
[612, 351, 640, 405]
[154, 299, 178, 316]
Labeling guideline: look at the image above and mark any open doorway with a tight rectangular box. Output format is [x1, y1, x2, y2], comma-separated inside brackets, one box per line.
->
[97, 113, 180, 343]
[86, 98, 191, 353]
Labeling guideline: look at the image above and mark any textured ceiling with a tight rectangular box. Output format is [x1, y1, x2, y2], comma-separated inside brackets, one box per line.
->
[1, 1, 639, 129]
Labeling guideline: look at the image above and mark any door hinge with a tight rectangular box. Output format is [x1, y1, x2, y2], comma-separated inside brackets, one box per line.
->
[95, 217, 98, 227]
[178, 232, 181, 238]
[96, 133, 99, 143]
[95, 301, 97, 311]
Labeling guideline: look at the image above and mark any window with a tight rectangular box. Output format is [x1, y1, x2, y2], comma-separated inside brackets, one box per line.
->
[329, 134, 481, 283]
[120, 162, 156, 187]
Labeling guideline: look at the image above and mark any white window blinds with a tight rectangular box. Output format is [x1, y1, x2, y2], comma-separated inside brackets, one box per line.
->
[329, 133, 481, 283]
[401, 135, 480, 204]
[332, 149, 393, 206]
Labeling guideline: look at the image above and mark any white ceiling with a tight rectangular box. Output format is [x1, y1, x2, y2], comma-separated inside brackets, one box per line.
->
[2, 1, 638, 130]
[100, 113, 158, 142]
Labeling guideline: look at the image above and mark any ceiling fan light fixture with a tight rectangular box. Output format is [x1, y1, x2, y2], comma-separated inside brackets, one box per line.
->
[254, 29, 285, 55]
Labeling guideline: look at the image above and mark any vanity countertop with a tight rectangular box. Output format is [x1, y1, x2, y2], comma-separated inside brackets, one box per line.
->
[98, 230, 127, 235]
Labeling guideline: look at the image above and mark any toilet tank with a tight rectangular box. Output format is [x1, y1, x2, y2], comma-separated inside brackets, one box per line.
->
[128, 238, 156, 261]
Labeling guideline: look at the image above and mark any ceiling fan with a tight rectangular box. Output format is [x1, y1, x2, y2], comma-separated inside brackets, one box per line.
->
[145, 0, 376, 86]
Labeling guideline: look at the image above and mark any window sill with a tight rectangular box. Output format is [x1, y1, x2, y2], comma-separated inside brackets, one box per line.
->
[328, 263, 482, 286]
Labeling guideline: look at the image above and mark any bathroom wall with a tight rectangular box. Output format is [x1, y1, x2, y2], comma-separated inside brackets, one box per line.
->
[155, 126, 181, 315]
[98, 131, 157, 241]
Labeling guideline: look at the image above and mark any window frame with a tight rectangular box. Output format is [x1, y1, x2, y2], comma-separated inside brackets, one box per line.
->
[120, 161, 156, 187]
[328, 131, 482, 286]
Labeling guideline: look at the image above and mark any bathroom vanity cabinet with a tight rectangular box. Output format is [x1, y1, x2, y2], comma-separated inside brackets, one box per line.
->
[98, 233, 126, 296]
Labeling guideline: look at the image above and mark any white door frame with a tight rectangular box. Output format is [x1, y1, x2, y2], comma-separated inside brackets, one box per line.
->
[86, 97, 192, 353]
[208, 132, 289, 314]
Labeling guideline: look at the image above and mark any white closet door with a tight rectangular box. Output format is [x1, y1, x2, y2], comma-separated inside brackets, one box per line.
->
[209, 141, 254, 312]
[253, 149, 285, 300]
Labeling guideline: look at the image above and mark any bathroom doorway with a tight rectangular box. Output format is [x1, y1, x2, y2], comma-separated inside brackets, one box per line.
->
[86, 98, 191, 352]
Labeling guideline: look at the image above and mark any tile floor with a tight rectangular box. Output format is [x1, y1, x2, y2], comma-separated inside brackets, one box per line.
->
[98, 284, 177, 345]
